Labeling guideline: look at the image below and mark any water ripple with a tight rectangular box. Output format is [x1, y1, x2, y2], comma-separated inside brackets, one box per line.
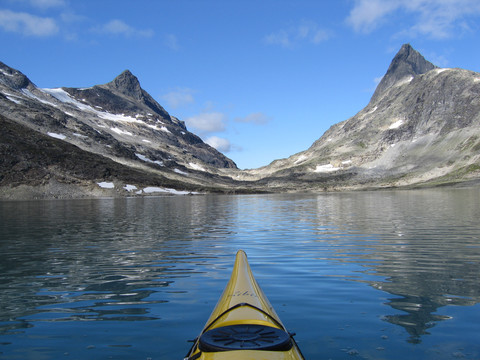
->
[1, 189, 480, 359]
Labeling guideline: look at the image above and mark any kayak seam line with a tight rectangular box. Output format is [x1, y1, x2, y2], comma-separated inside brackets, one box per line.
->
[201, 302, 286, 335]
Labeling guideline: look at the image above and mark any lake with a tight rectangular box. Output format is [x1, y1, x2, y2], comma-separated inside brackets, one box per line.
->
[1, 188, 480, 359]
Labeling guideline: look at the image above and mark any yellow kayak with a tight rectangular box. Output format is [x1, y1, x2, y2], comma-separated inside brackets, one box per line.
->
[184, 250, 305, 360]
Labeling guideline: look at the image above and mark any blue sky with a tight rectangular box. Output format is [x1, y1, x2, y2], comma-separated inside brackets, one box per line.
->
[1, 0, 480, 169]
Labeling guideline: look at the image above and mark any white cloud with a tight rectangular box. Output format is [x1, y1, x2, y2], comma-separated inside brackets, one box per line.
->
[264, 20, 330, 48]
[0, 9, 58, 36]
[94, 19, 154, 38]
[164, 33, 179, 50]
[161, 88, 195, 109]
[60, 11, 86, 24]
[11, 0, 66, 9]
[205, 136, 231, 152]
[346, 0, 480, 39]
[29, 0, 66, 9]
[346, 0, 399, 33]
[235, 112, 271, 125]
[185, 111, 227, 133]
[423, 51, 449, 67]
[264, 29, 291, 48]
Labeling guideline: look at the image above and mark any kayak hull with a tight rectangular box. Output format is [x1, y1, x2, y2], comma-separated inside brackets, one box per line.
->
[185, 250, 304, 360]
[191, 349, 303, 360]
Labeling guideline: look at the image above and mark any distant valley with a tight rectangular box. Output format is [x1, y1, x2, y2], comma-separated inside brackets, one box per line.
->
[1, 44, 479, 199]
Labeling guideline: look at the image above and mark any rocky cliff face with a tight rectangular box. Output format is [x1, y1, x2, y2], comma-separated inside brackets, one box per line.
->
[249, 44, 480, 190]
[371, 44, 438, 101]
[0, 62, 241, 198]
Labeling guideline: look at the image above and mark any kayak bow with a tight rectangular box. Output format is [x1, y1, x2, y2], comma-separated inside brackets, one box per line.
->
[185, 250, 304, 360]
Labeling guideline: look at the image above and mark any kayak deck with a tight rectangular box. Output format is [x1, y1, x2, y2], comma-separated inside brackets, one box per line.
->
[185, 250, 304, 360]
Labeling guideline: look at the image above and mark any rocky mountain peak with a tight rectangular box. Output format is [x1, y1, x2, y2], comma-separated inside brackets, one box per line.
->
[371, 44, 437, 102]
[89, 69, 171, 119]
[104, 69, 143, 100]
[0, 61, 34, 90]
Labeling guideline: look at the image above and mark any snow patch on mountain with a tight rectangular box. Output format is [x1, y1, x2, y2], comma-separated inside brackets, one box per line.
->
[434, 68, 451, 74]
[111, 127, 133, 136]
[295, 154, 308, 164]
[140, 187, 197, 195]
[97, 181, 115, 189]
[21, 89, 59, 108]
[313, 164, 340, 173]
[389, 119, 404, 129]
[6, 95, 22, 104]
[41, 88, 169, 133]
[135, 153, 164, 166]
[0, 69, 14, 77]
[47, 132, 67, 140]
[189, 163, 206, 171]
[123, 184, 137, 192]
[174, 169, 188, 176]
[396, 76, 414, 87]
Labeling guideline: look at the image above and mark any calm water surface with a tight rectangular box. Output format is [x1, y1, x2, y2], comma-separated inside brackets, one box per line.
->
[1, 189, 480, 359]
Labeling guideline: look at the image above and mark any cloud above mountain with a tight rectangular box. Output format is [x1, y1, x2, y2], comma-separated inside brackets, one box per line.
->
[0, 9, 58, 36]
[205, 136, 231, 152]
[161, 88, 195, 109]
[185, 112, 227, 133]
[234, 112, 271, 125]
[346, 0, 480, 39]
[264, 20, 330, 48]
[92, 19, 154, 38]
[0, 2, 157, 41]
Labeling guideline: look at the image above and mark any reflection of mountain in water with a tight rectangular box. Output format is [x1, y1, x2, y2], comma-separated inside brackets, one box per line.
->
[366, 233, 480, 343]
[382, 295, 451, 344]
[314, 189, 480, 343]
[0, 196, 233, 334]
[365, 229, 480, 343]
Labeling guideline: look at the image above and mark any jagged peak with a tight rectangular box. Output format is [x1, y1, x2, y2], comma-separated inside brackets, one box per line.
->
[104, 69, 143, 100]
[96, 69, 171, 119]
[0, 61, 35, 90]
[371, 44, 437, 102]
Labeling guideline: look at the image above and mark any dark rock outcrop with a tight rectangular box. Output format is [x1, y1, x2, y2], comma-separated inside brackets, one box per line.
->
[105, 70, 144, 99]
[371, 44, 437, 102]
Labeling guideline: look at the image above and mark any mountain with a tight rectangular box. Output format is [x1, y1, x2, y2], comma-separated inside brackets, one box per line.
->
[0, 61, 244, 199]
[371, 44, 438, 101]
[248, 44, 480, 191]
[1, 44, 480, 198]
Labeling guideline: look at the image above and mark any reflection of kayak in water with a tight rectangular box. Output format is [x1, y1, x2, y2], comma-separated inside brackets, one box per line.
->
[184, 250, 305, 360]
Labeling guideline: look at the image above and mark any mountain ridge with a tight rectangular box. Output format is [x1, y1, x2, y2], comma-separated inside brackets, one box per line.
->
[27, 62, 233, 167]
[0, 61, 244, 199]
[245, 44, 480, 191]
[1, 44, 480, 198]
